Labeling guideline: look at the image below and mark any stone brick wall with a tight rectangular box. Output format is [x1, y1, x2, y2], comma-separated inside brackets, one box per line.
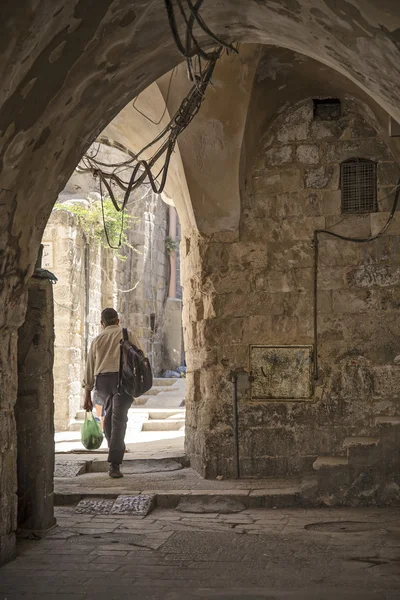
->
[43, 210, 87, 432]
[183, 97, 400, 478]
[116, 189, 169, 375]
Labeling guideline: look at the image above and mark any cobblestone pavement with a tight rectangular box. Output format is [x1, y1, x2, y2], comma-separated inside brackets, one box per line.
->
[1, 507, 400, 599]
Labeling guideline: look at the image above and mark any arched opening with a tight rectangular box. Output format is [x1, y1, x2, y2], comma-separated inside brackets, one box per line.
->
[2, 1, 400, 566]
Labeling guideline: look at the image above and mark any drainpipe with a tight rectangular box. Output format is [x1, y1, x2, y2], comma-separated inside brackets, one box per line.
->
[229, 370, 253, 479]
[168, 206, 177, 298]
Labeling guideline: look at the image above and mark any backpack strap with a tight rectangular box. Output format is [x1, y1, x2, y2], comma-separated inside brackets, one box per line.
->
[118, 329, 128, 395]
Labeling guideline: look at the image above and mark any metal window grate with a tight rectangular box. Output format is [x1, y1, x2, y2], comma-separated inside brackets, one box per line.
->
[341, 158, 377, 214]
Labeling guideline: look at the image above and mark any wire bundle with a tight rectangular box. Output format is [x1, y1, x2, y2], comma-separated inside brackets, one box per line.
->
[77, 0, 237, 248]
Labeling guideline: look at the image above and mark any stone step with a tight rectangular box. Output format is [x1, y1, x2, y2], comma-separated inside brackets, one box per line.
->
[54, 486, 304, 509]
[152, 378, 179, 387]
[148, 410, 185, 420]
[55, 454, 189, 478]
[375, 415, 400, 451]
[343, 437, 380, 468]
[142, 419, 185, 432]
[69, 419, 84, 432]
[313, 456, 348, 470]
[343, 436, 380, 448]
[375, 416, 400, 426]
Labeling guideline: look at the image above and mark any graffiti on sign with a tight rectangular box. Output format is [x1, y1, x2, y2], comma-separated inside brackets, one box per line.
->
[250, 345, 313, 400]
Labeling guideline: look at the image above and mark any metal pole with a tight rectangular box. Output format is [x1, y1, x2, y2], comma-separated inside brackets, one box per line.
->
[313, 231, 319, 380]
[232, 373, 240, 479]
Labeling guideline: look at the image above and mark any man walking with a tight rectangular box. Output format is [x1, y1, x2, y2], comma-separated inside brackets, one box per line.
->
[83, 308, 142, 478]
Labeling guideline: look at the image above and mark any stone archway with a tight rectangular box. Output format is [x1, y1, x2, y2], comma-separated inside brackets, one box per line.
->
[2, 0, 400, 564]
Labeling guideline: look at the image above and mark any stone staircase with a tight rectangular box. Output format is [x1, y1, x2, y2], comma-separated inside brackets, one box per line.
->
[312, 416, 400, 506]
[140, 409, 185, 432]
[69, 378, 185, 432]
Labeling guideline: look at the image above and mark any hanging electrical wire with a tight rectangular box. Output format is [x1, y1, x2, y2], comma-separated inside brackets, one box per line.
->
[78, 0, 238, 249]
[132, 67, 176, 125]
[76, 0, 238, 248]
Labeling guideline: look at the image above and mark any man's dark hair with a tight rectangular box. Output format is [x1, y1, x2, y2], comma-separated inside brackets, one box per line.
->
[101, 308, 119, 327]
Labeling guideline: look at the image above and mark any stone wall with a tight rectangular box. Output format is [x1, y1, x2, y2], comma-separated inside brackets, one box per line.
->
[183, 97, 400, 478]
[116, 189, 169, 374]
[43, 210, 87, 432]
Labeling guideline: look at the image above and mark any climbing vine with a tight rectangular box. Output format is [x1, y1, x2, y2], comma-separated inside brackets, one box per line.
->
[53, 197, 138, 260]
[165, 235, 179, 255]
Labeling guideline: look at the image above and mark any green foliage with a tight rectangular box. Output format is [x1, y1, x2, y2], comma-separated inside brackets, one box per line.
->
[165, 235, 179, 254]
[54, 197, 138, 260]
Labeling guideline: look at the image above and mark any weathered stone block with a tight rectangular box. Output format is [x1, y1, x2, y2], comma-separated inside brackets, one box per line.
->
[324, 138, 390, 163]
[0, 533, 16, 566]
[265, 144, 293, 166]
[373, 366, 400, 396]
[110, 494, 155, 516]
[296, 144, 319, 164]
[266, 241, 314, 269]
[254, 269, 294, 292]
[332, 288, 378, 313]
[346, 264, 400, 288]
[277, 117, 309, 143]
[252, 167, 302, 195]
[242, 216, 325, 243]
[199, 317, 244, 346]
[304, 165, 338, 189]
[377, 162, 399, 186]
[325, 214, 371, 238]
[371, 212, 400, 237]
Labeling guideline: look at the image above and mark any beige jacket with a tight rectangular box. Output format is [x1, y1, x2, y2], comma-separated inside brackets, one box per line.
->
[83, 325, 143, 391]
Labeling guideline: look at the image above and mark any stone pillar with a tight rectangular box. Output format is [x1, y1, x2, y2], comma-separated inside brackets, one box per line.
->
[182, 232, 238, 478]
[15, 277, 56, 531]
[0, 328, 19, 566]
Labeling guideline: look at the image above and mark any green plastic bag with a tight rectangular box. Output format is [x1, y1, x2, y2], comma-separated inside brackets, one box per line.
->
[81, 411, 104, 450]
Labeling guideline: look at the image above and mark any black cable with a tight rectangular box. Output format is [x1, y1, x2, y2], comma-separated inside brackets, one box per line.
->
[99, 178, 124, 250]
[132, 67, 176, 125]
[80, 0, 236, 249]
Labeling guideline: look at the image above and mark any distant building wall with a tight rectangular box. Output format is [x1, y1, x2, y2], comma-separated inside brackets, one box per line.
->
[44, 170, 182, 431]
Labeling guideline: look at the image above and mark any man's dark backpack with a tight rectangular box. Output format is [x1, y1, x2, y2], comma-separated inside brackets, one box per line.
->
[118, 328, 153, 397]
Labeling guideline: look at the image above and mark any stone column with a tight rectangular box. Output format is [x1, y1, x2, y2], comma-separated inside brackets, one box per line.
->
[15, 277, 56, 532]
[0, 328, 19, 566]
[182, 231, 240, 478]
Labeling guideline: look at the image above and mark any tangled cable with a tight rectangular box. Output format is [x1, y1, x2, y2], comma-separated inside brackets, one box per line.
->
[76, 0, 237, 250]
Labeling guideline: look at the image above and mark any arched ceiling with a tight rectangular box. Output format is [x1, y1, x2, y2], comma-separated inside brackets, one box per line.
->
[100, 79, 195, 229]
[1, 0, 400, 277]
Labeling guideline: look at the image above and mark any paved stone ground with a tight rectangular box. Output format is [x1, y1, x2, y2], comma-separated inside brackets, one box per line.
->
[55, 466, 303, 494]
[55, 429, 185, 456]
[55, 379, 186, 455]
[1, 506, 399, 599]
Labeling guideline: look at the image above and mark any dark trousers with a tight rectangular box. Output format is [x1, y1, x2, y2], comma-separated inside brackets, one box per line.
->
[95, 372, 132, 465]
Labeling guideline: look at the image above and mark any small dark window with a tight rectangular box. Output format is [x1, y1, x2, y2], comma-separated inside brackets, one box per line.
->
[150, 313, 156, 333]
[313, 98, 341, 120]
[341, 158, 377, 214]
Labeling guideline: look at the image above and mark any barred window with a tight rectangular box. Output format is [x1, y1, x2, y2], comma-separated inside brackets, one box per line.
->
[340, 158, 377, 214]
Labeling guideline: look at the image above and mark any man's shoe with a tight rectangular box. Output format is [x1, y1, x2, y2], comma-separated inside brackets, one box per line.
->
[109, 464, 123, 478]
